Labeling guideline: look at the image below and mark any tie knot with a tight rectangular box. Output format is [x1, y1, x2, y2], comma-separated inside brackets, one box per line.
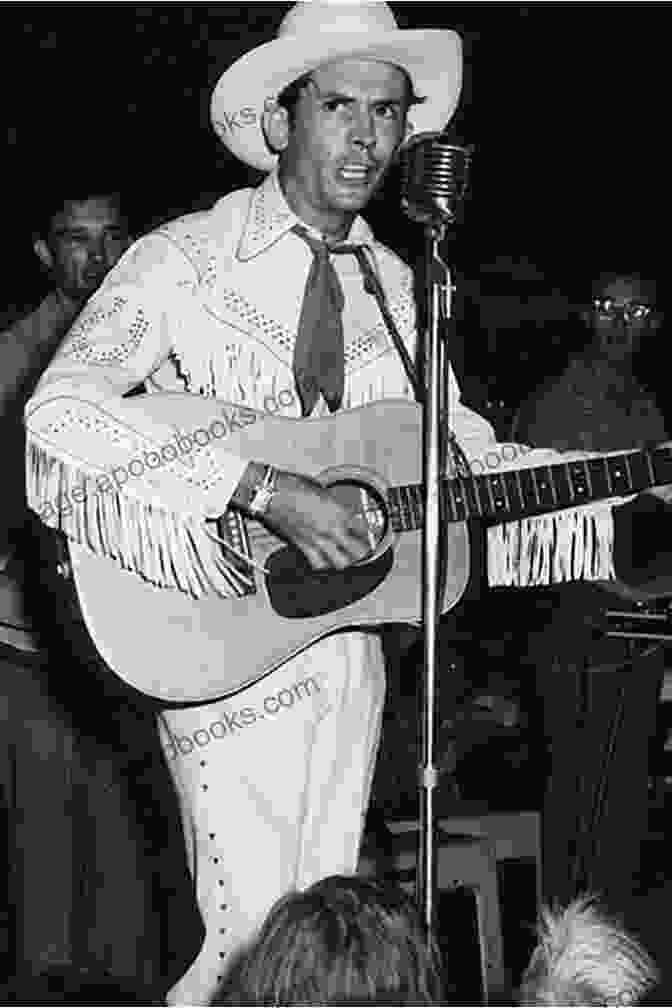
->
[292, 224, 328, 258]
[292, 223, 359, 259]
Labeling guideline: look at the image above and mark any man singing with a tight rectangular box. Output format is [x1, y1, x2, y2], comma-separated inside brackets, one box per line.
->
[24, 3, 660, 1002]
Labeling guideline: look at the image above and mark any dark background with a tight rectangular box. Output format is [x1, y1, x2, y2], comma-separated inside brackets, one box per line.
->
[2, 3, 666, 416]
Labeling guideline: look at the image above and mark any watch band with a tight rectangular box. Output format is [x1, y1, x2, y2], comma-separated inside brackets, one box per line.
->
[248, 464, 278, 518]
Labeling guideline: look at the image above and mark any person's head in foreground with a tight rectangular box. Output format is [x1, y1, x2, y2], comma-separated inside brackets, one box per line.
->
[518, 895, 659, 1006]
[214, 874, 444, 1005]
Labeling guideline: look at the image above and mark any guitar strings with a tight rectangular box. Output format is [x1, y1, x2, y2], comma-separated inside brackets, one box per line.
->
[205, 526, 271, 576]
[205, 486, 388, 577]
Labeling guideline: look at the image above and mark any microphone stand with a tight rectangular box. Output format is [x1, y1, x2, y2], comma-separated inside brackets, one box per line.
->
[400, 136, 471, 937]
[417, 217, 455, 936]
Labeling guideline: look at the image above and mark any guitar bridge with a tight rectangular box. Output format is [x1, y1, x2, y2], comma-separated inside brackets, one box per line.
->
[215, 509, 258, 596]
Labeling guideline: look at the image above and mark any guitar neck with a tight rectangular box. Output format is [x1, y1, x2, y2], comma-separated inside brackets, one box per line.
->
[388, 445, 672, 530]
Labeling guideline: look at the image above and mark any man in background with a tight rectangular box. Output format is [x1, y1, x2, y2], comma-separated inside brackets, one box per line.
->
[512, 270, 668, 915]
[1, 183, 132, 571]
[1, 184, 179, 988]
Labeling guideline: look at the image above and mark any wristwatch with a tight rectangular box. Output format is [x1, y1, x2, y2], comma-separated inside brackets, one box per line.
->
[248, 464, 278, 518]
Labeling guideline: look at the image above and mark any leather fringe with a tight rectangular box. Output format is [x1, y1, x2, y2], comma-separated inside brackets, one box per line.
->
[487, 504, 615, 588]
[25, 438, 253, 599]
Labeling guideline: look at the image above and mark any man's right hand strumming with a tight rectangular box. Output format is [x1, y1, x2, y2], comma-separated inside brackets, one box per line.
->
[231, 462, 372, 571]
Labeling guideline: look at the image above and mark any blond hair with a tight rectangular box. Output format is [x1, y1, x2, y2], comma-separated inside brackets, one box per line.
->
[519, 896, 659, 1006]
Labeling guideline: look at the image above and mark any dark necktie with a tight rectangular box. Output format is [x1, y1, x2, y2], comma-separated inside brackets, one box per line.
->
[292, 224, 359, 416]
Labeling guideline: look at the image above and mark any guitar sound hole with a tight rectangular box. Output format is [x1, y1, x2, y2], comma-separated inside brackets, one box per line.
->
[265, 478, 392, 619]
[327, 479, 389, 552]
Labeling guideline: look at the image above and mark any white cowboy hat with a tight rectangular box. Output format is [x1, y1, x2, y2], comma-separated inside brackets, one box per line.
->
[211, 0, 462, 172]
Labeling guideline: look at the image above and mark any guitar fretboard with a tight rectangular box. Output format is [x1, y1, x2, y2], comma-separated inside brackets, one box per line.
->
[387, 446, 672, 532]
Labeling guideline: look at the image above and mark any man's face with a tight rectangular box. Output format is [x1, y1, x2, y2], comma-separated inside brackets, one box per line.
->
[590, 274, 658, 362]
[279, 59, 408, 236]
[37, 195, 131, 304]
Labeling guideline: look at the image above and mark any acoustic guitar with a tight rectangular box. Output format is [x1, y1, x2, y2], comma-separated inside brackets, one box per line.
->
[61, 395, 672, 703]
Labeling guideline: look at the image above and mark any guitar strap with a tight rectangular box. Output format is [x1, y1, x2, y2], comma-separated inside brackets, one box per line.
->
[351, 246, 423, 404]
[353, 246, 472, 481]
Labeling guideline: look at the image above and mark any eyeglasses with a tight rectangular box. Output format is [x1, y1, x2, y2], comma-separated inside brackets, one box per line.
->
[591, 297, 655, 323]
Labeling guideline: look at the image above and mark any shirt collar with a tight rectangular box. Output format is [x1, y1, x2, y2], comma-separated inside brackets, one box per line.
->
[236, 170, 374, 261]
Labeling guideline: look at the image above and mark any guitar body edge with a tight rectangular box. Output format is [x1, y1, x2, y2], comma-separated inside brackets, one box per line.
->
[70, 521, 470, 704]
[68, 398, 470, 703]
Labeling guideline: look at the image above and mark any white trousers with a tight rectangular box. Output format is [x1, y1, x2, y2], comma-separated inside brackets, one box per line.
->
[160, 630, 386, 1006]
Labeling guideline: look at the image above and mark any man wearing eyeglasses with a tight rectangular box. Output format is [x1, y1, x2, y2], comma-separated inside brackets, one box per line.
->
[512, 269, 668, 919]
[513, 270, 664, 452]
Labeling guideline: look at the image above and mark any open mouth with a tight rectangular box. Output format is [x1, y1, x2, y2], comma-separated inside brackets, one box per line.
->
[338, 163, 374, 185]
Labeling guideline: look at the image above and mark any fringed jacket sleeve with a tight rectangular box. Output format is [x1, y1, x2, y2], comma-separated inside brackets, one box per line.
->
[24, 233, 250, 598]
[442, 366, 618, 589]
[482, 434, 619, 588]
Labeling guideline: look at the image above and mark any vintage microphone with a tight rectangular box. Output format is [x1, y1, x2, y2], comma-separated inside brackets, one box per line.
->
[400, 133, 472, 936]
[401, 133, 471, 226]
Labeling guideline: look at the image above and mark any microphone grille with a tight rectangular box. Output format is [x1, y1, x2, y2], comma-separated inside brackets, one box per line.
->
[400, 134, 471, 225]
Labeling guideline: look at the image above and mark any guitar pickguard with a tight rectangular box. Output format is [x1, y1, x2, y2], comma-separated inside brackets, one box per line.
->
[265, 546, 394, 618]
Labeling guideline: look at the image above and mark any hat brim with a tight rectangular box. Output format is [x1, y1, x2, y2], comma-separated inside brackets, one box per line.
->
[211, 29, 462, 172]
